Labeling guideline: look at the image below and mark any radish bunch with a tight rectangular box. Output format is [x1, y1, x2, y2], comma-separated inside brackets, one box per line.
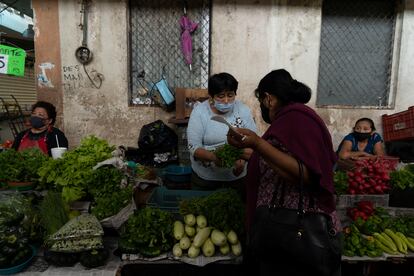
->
[346, 158, 397, 194]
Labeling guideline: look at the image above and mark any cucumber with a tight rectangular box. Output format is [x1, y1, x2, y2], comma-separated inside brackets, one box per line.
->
[193, 227, 211, 248]
[202, 238, 215, 257]
[211, 230, 227, 246]
[173, 221, 185, 240]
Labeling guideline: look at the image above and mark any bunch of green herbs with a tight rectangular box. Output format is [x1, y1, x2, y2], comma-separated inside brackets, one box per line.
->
[214, 144, 243, 168]
[390, 164, 414, 190]
[119, 207, 174, 257]
[0, 148, 49, 183]
[88, 167, 133, 220]
[39, 191, 69, 237]
[334, 170, 348, 195]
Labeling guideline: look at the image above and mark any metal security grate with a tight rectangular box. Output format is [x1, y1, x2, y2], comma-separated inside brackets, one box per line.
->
[129, 0, 211, 105]
[317, 0, 398, 108]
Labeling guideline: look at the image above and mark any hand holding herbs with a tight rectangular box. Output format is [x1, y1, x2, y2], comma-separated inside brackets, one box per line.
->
[213, 144, 243, 168]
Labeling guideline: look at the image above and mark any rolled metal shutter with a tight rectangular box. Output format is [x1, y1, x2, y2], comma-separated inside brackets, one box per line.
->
[0, 67, 36, 111]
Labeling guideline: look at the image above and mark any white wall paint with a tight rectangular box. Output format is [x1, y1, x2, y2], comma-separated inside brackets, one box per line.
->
[56, 0, 414, 150]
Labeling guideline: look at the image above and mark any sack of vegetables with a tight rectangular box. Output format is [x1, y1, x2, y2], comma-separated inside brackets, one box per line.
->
[47, 214, 104, 253]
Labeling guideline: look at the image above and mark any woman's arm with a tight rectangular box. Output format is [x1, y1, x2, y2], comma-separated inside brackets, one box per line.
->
[227, 128, 310, 184]
[338, 140, 372, 160]
[338, 140, 354, 160]
[193, 148, 219, 163]
[187, 103, 220, 164]
[373, 141, 385, 156]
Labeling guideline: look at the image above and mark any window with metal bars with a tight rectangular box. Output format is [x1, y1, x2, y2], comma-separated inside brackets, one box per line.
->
[316, 0, 400, 108]
[129, 0, 211, 106]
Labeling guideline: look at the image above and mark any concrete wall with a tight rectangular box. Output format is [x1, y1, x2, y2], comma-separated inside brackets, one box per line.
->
[31, 0, 414, 149]
[56, 0, 172, 148]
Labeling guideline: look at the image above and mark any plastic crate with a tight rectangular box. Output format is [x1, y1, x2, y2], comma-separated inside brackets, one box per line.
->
[146, 186, 215, 213]
[336, 194, 389, 208]
[384, 206, 414, 217]
[382, 106, 414, 142]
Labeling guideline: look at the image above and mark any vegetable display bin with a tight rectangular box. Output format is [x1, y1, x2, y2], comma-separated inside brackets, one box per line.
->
[0, 246, 36, 275]
[336, 194, 389, 208]
[146, 186, 215, 213]
[7, 181, 34, 191]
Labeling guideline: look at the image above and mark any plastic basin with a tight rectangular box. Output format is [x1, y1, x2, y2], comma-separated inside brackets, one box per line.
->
[164, 165, 192, 183]
[0, 246, 36, 275]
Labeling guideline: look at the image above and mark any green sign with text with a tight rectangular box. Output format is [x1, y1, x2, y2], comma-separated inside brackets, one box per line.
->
[0, 44, 26, 77]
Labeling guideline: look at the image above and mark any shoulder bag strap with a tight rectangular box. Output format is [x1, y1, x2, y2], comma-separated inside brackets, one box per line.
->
[268, 158, 305, 213]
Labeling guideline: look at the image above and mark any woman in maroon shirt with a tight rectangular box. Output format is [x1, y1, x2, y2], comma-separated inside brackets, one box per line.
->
[228, 69, 341, 276]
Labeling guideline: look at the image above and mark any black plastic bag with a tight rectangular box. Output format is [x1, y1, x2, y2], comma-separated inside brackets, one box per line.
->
[138, 120, 178, 151]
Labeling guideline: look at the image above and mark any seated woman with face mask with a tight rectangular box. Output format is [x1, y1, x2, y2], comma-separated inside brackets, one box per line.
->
[187, 72, 257, 191]
[12, 101, 68, 157]
[337, 117, 384, 160]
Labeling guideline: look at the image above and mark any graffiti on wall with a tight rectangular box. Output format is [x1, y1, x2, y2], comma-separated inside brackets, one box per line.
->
[62, 65, 90, 91]
[37, 62, 55, 88]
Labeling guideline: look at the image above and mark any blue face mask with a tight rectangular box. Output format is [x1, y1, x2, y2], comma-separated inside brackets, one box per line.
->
[214, 101, 235, 113]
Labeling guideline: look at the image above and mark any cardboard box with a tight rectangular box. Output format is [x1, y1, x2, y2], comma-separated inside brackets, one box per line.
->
[175, 88, 209, 120]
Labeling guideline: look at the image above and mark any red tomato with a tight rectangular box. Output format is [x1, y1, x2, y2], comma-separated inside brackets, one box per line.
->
[3, 140, 13, 148]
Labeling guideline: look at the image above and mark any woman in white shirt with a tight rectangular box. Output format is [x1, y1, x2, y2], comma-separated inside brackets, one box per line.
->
[187, 72, 257, 190]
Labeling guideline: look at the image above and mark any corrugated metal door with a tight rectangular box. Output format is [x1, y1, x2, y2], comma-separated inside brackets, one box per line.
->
[0, 66, 36, 111]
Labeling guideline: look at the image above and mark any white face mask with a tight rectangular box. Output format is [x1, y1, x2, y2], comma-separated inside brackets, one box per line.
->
[214, 101, 235, 113]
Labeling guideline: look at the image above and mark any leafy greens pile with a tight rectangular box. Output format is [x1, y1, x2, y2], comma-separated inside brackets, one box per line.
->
[88, 167, 133, 220]
[0, 148, 48, 183]
[119, 207, 174, 257]
[390, 164, 414, 190]
[38, 136, 115, 202]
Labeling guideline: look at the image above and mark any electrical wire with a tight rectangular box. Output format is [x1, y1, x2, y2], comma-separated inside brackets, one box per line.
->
[82, 64, 103, 89]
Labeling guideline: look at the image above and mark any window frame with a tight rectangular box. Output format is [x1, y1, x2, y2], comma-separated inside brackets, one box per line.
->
[127, 0, 212, 107]
[315, 0, 404, 110]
